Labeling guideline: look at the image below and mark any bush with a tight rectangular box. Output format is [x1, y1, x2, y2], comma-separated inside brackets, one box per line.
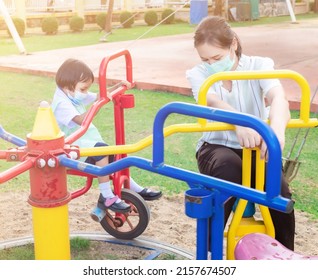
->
[144, 10, 158, 26]
[96, 12, 107, 29]
[41, 16, 59, 35]
[120, 11, 134, 28]
[161, 9, 175, 24]
[7, 17, 25, 37]
[69, 15, 84, 32]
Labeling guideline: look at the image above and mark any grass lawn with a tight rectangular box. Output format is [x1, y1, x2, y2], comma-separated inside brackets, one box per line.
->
[0, 72, 317, 219]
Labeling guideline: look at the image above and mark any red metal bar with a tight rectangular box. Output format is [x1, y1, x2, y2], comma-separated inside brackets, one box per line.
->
[0, 158, 35, 184]
[68, 169, 95, 199]
[65, 98, 109, 144]
[99, 49, 133, 99]
[0, 151, 6, 159]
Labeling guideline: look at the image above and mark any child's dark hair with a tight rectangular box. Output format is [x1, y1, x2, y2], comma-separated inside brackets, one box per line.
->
[55, 58, 94, 91]
[194, 16, 242, 59]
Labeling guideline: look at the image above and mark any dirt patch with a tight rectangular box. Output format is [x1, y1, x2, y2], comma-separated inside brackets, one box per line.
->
[1, 189, 318, 258]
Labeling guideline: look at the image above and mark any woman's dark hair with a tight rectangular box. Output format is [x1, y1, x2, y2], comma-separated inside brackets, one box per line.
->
[55, 58, 94, 91]
[194, 16, 242, 59]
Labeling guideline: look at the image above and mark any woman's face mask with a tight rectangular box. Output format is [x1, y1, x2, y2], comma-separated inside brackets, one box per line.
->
[204, 49, 235, 75]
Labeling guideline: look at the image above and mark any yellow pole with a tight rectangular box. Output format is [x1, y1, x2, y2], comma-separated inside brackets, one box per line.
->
[27, 101, 71, 260]
[32, 206, 70, 260]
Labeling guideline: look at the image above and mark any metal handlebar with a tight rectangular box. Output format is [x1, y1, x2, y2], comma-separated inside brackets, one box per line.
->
[99, 48, 133, 99]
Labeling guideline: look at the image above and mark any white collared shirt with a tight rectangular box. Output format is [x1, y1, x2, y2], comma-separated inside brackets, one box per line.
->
[186, 54, 281, 150]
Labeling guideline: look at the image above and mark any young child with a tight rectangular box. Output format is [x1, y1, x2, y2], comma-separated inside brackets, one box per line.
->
[51, 58, 162, 217]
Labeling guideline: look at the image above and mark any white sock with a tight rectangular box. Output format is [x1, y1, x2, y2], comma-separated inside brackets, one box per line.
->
[129, 177, 144, 193]
[99, 182, 121, 203]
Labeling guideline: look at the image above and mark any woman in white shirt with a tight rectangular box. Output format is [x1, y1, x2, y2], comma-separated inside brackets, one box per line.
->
[186, 16, 295, 250]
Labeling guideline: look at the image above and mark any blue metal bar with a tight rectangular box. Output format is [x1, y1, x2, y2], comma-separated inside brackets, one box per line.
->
[152, 102, 282, 199]
[58, 101, 292, 260]
[58, 155, 292, 213]
[196, 218, 209, 260]
[0, 125, 26, 147]
[210, 191, 227, 260]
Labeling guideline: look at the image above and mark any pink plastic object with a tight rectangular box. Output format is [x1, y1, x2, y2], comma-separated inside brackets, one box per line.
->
[235, 233, 318, 260]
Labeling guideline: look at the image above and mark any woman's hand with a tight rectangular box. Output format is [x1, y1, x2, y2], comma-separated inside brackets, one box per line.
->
[260, 125, 286, 160]
[235, 125, 262, 149]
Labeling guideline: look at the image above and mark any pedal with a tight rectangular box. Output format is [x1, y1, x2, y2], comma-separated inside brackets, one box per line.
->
[90, 206, 106, 223]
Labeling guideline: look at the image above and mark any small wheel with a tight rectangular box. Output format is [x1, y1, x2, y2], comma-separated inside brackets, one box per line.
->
[100, 188, 150, 239]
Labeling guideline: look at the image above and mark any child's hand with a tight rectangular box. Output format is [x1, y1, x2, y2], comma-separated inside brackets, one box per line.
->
[121, 80, 133, 89]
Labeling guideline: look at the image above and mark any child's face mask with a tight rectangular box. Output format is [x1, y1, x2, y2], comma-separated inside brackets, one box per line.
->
[67, 91, 86, 105]
[74, 91, 87, 102]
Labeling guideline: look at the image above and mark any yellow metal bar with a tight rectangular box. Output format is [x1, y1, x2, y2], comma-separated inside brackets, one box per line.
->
[197, 70, 312, 125]
[226, 148, 276, 259]
[79, 122, 235, 157]
[79, 69, 318, 158]
[255, 149, 275, 237]
[78, 70, 317, 158]
[79, 119, 318, 158]
[226, 149, 252, 260]
[32, 205, 70, 260]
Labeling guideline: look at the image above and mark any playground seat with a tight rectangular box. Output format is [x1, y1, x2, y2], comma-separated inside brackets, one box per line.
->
[235, 233, 318, 260]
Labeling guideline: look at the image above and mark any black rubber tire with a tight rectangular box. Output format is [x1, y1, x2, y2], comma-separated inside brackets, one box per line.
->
[100, 188, 150, 239]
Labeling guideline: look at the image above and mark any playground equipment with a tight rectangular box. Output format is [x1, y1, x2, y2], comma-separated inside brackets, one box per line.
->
[196, 69, 318, 259]
[234, 232, 318, 260]
[0, 98, 292, 260]
[0, 49, 317, 260]
[0, 49, 150, 242]
[0, 0, 26, 54]
[58, 101, 292, 260]
[225, 148, 275, 260]
[282, 85, 318, 183]
[66, 50, 150, 240]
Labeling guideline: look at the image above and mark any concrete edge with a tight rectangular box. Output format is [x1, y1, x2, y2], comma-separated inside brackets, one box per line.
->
[2, 65, 317, 111]
[0, 232, 195, 260]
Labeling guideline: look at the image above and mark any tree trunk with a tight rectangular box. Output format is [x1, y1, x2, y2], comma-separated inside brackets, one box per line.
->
[314, 0, 318, 13]
[214, 0, 223, 16]
[105, 0, 114, 33]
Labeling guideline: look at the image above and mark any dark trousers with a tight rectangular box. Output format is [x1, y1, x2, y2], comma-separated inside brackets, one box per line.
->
[196, 142, 295, 250]
[85, 142, 114, 164]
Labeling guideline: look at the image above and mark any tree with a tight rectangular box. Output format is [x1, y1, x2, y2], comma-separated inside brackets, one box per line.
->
[315, 0, 318, 13]
[105, 0, 114, 33]
[214, 0, 223, 16]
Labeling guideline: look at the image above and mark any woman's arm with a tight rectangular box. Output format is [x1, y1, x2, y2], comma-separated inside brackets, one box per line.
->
[207, 93, 262, 149]
[261, 85, 291, 158]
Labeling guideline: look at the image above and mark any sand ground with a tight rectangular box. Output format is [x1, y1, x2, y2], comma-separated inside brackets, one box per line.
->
[1, 188, 318, 258]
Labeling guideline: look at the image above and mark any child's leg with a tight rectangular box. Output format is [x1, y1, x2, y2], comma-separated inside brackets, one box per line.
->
[95, 156, 130, 213]
[95, 157, 118, 200]
[129, 177, 143, 192]
[92, 142, 161, 200]
[129, 177, 162, 201]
